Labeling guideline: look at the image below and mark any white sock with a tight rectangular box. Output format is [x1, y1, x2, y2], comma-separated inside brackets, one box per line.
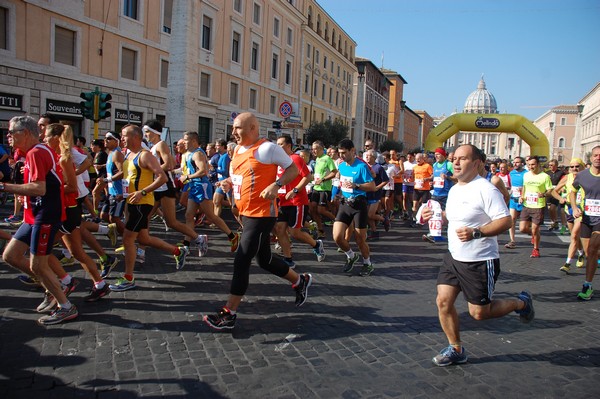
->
[94, 280, 106, 289]
[345, 250, 354, 259]
[61, 274, 72, 285]
[61, 248, 72, 259]
[98, 225, 109, 234]
[363, 257, 371, 266]
[60, 301, 72, 310]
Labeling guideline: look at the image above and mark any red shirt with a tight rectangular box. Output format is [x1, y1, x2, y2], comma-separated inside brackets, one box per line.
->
[278, 153, 310, 207]
[23, 144, 65, 224]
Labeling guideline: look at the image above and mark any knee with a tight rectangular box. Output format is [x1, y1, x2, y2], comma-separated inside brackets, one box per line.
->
[468, 307, 489, 321]
[436, 295, 454, 313]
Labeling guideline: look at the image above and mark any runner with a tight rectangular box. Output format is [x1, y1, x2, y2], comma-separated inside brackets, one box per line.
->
[309, 140, 337, 239]
[504, 157, 527, 249]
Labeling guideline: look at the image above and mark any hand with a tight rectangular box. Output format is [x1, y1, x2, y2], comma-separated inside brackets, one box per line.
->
[560, 198, 566, 205]
[314, 177, 322, 185]
[455, 226, 474, 242]
[179, 175, 188, 184]
[285, 191, 296, 201]
[572, 207, 582, 219]
[129, 191, 141, 204]
[518, 197, 523, 204]
[421, 207, 433, 222]
[259, 184, 279, 200]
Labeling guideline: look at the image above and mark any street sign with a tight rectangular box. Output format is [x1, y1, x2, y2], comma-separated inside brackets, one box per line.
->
[279, 101, 292, 118]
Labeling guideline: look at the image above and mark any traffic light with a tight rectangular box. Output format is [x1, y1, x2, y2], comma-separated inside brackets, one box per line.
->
[98, 92, 112, 120]
[272, 121, 282, 129]
[80, 91, 95, 120]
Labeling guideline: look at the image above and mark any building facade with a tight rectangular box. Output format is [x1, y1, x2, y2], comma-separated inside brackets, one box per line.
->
[381, 69, 407, 143]
[534, 105, 579, 165]
[0, 0, 356, 146]
[576, 82, 600, 162]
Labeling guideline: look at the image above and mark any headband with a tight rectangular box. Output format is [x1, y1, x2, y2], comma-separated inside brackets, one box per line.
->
[142, 125, 161, 135]
[105, 131, 120, 141]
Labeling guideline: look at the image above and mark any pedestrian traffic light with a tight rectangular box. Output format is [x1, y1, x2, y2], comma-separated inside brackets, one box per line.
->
[80, 91, 95, 120]
[98, 92, 112, 121]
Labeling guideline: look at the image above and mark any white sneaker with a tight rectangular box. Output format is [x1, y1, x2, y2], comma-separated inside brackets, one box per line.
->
[196, 234, 208, 257]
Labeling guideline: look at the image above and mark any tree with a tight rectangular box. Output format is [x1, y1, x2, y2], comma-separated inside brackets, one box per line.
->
[379, 140, 403, 153]
[304, 120, 349, 148]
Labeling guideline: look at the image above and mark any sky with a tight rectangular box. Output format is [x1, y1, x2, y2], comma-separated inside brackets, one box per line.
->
[317, 0, 600, 121]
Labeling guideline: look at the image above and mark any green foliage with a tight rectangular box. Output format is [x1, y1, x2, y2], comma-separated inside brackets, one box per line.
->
[407, 146, 424, 154]
[379, 140, 404, 153]
[304, 120, 349, 148]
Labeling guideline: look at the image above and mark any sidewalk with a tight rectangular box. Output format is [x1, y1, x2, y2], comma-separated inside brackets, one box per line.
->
[0, 212, 599, 398]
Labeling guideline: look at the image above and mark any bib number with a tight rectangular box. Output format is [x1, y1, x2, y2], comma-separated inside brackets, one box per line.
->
[231, 174, 242, 200]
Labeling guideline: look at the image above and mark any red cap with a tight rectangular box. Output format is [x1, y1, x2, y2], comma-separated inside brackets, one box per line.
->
[434, 147, 447, 157]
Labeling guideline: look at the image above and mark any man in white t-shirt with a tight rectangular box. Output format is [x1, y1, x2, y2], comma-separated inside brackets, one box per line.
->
[421, 144, 534, 367]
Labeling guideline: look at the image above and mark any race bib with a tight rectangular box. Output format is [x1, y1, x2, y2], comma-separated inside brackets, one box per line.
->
[383, 180, 394, 190]
[525, 193, 539, 207]
[433, 176, 444, 189]
[231, 174, 242, 200]
[415, 179, 424, 189]
[511, 186, 522, 198]
[122, 178, 130, 198]
[584, 198, 600, 216]
[340, 176, 354, 193]
[332, 178, 340, 188]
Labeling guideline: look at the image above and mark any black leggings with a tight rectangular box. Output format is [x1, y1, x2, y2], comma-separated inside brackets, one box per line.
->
[230, 216, 289, 296]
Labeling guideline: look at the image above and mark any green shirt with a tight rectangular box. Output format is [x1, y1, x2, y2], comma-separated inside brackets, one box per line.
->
[523, 171, 552, 209]
[313, 154, 337, 191]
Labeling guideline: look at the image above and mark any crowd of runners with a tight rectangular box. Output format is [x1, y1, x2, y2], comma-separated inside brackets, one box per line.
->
[1, 111, 598, 366]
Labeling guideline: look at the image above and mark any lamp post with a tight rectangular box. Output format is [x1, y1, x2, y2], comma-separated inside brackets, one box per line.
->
[549, 121, 555, 160]
[572, 104, 584, 160]
[354, 62, 366, 151]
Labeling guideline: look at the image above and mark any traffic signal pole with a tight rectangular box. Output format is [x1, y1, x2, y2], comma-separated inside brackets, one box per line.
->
[80, 86, 111, 140]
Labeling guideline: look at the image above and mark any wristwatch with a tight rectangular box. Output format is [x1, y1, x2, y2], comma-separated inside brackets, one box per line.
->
[293, 188, 299, 194]
[472, 228, 482, 239]
[141, 189, 147, 196]
[275, 180, 283, 187]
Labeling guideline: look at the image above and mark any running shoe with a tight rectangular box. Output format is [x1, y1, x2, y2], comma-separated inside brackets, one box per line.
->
[576, 255, 585, 268]
[174, 246, 190, 270]
[383, 216, 391, 232]
[516, 291, 535, 323]
[100, 255, 119, 279]
[560, 263, 571, 273]
[313, 239, 326, 262]
[17, 275, 41, 286]
[196, 234, 208, 257]
[63, 278, 79, 296]
[293, 273, 312, 307]
[359, 263, 374, 277]
[84, 284, 111, 302]
[230, 232, 240, 252]
[136, 248, 145, 264]
[60, 256, 75, 266]
[281, 257, 296, 269]
[5, 215, 21, 225]
[308, 221, 318, 239]
[422, 234, 436, 244]
[107, 223, 118, 247]
[274, 242, 282, 252]
[175, 204, 186, 213]
[343, 253, 360, 273]
[530, 248, 540, 258]
[432, 345, 468, 367]
[37, 291, 57, 313]
[560, 225, 567, 235]
[204, 307, 237, 330]
[504, 241, 516, 249]
[115, 245, 125, 254]
[109, 277, 136, 292]
[38, 305, 79, 326]
[577, 284, 593, 301]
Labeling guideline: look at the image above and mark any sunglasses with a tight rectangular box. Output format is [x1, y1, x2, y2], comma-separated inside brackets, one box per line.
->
[569, 165, 580, 169]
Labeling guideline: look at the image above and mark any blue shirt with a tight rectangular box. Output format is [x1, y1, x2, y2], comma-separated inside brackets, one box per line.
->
[509, 168, 527, 198]
[216, 152, 230, 181]
[186, 147, 211, 189]
[432, 160, 453, 197]
[106, 147, 123, 196]
[338, 158, 374, 199]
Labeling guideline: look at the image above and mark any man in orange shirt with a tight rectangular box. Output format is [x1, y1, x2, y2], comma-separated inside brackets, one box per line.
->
[389, 149, 404, 219]
[413, 153, 434, 213]
[203, 113, 312, 331]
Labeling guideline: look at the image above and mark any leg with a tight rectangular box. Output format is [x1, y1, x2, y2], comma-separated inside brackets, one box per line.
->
[436, 284, 462, 347]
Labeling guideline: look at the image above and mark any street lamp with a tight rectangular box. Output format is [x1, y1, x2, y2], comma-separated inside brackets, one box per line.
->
[357, 63, 365, 81]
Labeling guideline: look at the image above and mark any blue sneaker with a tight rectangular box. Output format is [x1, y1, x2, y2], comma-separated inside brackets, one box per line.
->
[432, 345, 468, 367]
[313, 239, 325, 262]
[109, 277, 136, 292]
[516, 291, 535, 322]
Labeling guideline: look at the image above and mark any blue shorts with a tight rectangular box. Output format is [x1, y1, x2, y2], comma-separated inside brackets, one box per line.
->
[509, 197, 523, 212]
[189, 182, 213, 204]
[182, 183, 190, 193]
[403, 185, 415, 194]
[215, 185, 230, 196]
[14, 222, 61, 256]
[331, 186, 340, 199]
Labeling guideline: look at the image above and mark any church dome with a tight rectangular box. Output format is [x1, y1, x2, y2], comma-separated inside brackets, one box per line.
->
[463, 76, 497, 114]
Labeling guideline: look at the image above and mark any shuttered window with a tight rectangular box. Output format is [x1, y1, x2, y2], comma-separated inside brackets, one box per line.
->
[121, 48, 137, 80]
[54, 26, 75, 66]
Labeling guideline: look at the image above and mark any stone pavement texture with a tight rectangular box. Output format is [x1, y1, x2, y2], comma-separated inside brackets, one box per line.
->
[0, 209, 599, 398]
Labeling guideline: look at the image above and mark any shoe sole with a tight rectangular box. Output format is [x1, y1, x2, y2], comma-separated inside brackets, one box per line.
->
[109, 284, 136, 292]
[432, 358, 468, 367]
[38, 311, 79, 326]
[296, 275, 312, 307]
[577, 295, 593, 301]
[203, 315, 235, 331]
